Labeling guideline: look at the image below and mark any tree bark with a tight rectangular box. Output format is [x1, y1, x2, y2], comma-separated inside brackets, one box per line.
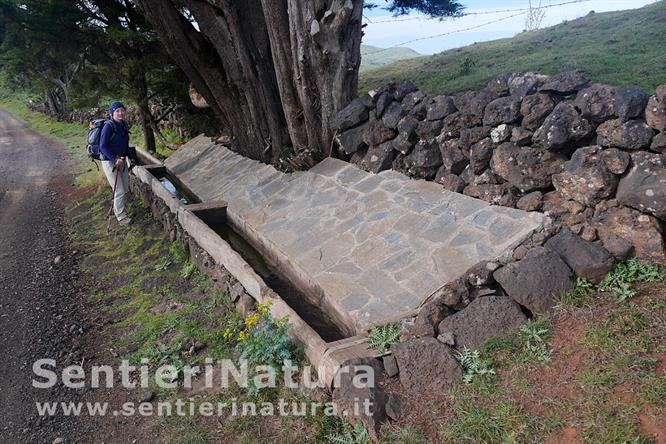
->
[149, 120, 175, 150]
[51, 78, 69, 112]
[44, 88, 64, 115]
[134, 68, 157, 153]
[138, 105, 157, 153]
[133, 0, 363, 164]
[262, 0, 363, 156]
[134, 0, 291, 162]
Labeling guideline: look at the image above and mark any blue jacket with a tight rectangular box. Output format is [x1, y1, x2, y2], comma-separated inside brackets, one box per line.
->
[99, 120, 131, 163]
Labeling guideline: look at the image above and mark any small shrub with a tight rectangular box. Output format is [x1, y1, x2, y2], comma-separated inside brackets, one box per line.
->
[458, 55, 477, 75]
[367, 324, 401, 354]
[519, 319, 552, 364]
[456, 347, 496, 384]
[234, 300, 296, 371]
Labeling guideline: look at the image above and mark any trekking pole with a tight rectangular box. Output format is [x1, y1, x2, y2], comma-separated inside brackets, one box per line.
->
[106, 165, 120, 233]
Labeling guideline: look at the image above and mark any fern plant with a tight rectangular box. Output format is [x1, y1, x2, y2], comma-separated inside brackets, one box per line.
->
[327, 420, 370, 444]
[613, 281, 636, 302]
[456, 347, 496, 384]
[519, 320, 551, 345]
[367, 324, 401, 354]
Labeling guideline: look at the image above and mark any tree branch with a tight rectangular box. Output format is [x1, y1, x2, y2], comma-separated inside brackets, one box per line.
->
[154, 104, 176, 124]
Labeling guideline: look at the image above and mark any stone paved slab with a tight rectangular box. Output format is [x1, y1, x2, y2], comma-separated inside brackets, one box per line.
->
[165, 136, 546, 334]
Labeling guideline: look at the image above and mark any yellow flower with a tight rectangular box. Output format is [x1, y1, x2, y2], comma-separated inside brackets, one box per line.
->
[223, 328, 234, 339]
[245, 313, 259, 329]
[237, 330, 248, 341]
[257, 300, 272, 317]
[274, 316, 290, 329]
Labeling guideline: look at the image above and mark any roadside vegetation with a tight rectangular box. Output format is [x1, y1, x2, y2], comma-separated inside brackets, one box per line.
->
[66, 188, 391, 443]
[360, 1, 666, 95]
[0, 72, 176, 184]
[3, 1, 666, 438]
[384, 262, 666, 443]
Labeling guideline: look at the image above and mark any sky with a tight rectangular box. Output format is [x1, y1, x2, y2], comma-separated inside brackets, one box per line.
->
[362, 0, 660, 54]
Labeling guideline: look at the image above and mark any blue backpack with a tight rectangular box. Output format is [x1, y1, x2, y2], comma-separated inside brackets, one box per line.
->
[86, 119, 116, 162]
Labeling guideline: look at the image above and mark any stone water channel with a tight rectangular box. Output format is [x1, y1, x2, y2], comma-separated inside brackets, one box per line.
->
[145, 136, 545, 341]
[148, 167, 346, 342]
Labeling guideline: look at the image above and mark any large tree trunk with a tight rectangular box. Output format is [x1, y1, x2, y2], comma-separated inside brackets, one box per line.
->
[133, 0, 363, 164]
[51, 78, 70, 112]
[262, 0, 364, 156]
[44, 88, 65, 115]
[134, 0, 291, 162]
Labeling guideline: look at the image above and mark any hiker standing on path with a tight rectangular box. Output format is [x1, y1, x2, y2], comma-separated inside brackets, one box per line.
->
[100, 101, 135, 226]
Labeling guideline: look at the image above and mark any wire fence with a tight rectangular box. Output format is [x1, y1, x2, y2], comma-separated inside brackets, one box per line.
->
[362, 0, 593, 56]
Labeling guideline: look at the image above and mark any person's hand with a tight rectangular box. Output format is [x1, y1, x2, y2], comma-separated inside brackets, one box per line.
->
[115, 157, 125, 171]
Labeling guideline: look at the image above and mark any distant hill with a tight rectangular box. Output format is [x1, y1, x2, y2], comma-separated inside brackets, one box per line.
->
[360, 44, 421, 72]
[359, 1, 666, 95]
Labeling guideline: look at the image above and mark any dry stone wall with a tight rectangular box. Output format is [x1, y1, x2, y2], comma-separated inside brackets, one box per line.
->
[331, 72, 666, 426]
[333, 70, 666, 264]
[124, 74, 666, 432]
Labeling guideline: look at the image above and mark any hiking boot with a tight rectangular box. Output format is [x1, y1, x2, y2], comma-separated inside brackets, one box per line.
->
[118, 217, 132, 226]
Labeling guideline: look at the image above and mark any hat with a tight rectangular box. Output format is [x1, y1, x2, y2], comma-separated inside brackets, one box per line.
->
[109, 101, 126, 117]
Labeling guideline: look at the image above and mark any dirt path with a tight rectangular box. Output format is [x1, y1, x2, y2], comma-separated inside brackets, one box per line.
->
[0, 108, 82, 441]
[0, 108, 124, 443]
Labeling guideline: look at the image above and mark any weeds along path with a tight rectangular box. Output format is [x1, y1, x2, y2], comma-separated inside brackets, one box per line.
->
[64, 186, 343, 442]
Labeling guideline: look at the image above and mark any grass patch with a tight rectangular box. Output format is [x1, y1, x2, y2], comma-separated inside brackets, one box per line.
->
[360, 2, 666, 95]
[66, 189, 348, 442]
[380, 425, 431, 444]
[439, 398, 537, 443]
[430, 267, 665, 443]
[580, 403, 642, 444]
[561, 277, 597, 308]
